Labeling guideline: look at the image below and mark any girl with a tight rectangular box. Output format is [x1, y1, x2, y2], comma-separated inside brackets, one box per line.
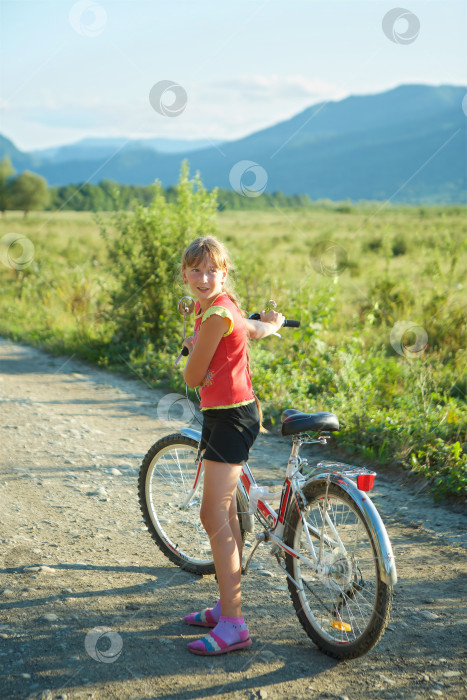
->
[180, 236, 284, 656]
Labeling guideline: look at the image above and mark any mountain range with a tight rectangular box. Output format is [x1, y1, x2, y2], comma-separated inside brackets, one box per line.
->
[1, 84, 466, 203]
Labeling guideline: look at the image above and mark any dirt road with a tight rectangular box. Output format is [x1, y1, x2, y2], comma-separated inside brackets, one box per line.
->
[0, 338, 465, 700]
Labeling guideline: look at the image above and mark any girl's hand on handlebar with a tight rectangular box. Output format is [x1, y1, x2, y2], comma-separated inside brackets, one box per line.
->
[182, 336, 194, 355]
[260, 309, 285, 333]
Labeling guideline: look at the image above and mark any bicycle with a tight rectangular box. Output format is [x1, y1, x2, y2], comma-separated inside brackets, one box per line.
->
[138, 297, 397, 659]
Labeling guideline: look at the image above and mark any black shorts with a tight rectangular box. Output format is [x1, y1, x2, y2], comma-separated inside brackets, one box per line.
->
[200, 400, 260, 464]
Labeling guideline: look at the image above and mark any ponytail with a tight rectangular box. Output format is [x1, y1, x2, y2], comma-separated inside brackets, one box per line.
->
[243, 311, 268, 434]
[253, 383, 268, 434]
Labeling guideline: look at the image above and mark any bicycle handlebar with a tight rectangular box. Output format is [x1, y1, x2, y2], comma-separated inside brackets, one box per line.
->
[178, 312, 300, 358]
[248, 313, 300, 328]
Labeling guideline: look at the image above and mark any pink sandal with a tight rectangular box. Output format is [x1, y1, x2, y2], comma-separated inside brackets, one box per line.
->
[187, 629, 252, 655]
[184, 607, 218, 628]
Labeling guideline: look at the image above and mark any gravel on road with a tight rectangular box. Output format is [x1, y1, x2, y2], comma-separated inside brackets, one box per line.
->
[0, 338, 466, 700]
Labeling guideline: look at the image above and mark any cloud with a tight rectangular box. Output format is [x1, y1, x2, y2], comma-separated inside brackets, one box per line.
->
[181, 75, 347, 139]
[209, 75, 345, 102]
[3, 75, 347, 147]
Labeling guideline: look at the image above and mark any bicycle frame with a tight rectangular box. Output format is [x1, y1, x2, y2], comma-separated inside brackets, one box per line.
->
[152, 299, 396, 656]
[180, 427, 397, 588]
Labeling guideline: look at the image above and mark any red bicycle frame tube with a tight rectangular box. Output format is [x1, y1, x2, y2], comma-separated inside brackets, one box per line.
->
[240, 468, 293, 527]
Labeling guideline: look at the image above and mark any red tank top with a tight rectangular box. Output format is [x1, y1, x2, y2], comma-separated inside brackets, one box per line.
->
[193, 293, 254, 410]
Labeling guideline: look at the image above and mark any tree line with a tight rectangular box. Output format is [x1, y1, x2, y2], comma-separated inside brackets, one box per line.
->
[0, 156, 313, 216]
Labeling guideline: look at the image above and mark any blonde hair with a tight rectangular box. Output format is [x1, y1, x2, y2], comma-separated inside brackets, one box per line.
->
[182, 236, 234, 291]
[181, 236, 267, 433]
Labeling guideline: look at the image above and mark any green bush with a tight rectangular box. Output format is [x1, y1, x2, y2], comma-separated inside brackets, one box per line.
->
[391, 234, 408, 256]
[411, 440, 467, 499]
[98, 162, 219, 352]
[363, 236, 383, 252]
[1, 196, 465, 500]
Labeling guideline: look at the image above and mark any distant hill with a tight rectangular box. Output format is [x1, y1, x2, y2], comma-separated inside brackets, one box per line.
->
[0, 134, 41, 171]
[1, 84, 465, 203]
[31, 137, 224, 162]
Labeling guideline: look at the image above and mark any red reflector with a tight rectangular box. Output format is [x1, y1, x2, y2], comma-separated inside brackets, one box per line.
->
[357, 473, 375, 491]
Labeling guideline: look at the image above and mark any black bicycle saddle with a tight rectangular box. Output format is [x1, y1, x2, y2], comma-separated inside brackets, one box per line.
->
[280, 408, 339, 436]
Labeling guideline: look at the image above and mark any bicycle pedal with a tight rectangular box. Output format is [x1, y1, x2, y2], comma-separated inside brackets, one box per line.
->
[331, 620, 351, 632]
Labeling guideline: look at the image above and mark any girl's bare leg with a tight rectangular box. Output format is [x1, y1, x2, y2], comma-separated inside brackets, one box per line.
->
[200, 459, 243, 618]
[229, 490, 243, 565]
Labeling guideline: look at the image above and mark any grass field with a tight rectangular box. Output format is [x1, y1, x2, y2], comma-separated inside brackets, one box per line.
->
[0, 204, 466, 498]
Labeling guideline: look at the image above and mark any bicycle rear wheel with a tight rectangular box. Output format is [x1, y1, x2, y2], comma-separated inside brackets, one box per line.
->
[284, 482, 393, 659]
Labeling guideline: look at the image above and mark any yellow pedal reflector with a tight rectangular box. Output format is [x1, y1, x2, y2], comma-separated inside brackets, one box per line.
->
[331, 620, 351, 632]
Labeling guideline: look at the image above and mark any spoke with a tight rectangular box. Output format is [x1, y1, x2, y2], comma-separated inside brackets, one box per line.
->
[173, 448, 189, 492]
[146, 444, 212, 564]
[152, 465, 182, 491]
[327, 583, 353, 643]
[293, 490, 382, 645]
[154, 454, 184, 490]
[343, 585, 376, 612]
[324, 509, 346, 553]
[306, 521, 337, 548]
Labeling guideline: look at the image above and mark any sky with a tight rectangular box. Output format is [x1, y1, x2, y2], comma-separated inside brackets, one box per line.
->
[1, 0, 466, 152]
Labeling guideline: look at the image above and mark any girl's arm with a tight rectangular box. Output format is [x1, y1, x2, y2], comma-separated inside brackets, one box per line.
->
[183, 314, 230, 388]
[244, 309, 285, 340]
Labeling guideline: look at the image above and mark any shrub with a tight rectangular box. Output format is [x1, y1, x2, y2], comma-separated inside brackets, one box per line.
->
[411, 440, 467, 499]
[99, 162, 219, 352]
[391, 234, 408, 256]
[363, 236, 383, 252]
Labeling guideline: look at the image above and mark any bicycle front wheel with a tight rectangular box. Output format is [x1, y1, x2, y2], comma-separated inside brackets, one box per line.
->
[284, 482, 393, 659]
[138, 433, 215, 575]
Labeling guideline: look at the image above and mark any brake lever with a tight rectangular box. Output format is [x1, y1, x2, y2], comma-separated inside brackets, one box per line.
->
[248, 312, 282, 338]
[174, 346, 189, 367]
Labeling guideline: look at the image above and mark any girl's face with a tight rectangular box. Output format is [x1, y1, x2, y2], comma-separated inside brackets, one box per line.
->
[182, 255, 227, 307]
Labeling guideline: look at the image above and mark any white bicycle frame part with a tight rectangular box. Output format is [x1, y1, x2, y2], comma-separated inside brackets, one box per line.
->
[180, 428, 397, 587]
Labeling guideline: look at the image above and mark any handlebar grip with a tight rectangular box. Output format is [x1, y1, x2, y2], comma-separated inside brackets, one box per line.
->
[248, 313, 300, 328]
[181, 346, 189, 356]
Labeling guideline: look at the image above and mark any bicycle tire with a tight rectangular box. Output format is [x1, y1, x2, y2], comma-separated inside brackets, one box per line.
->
[138, 433, 245, 576]
[284, 481, 393, 659]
